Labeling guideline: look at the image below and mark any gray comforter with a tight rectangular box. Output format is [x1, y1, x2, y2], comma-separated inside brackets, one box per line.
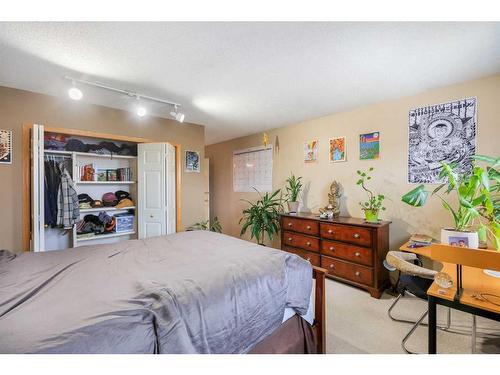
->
[0, 231, 312, 353]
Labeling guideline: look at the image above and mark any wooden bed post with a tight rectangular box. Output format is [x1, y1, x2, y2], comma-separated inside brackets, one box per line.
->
[313, 266, 327, 354]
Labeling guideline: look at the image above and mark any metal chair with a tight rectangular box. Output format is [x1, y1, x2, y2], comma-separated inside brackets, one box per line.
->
[385, 251, 450, 354]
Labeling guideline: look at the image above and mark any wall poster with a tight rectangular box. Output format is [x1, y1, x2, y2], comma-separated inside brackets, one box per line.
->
[0, 130, 12, 164]
[303, 140, 318, 163]
[408, 97, 477, 183]
[329, 137, 346, 162]
[359, 132, 380, 160]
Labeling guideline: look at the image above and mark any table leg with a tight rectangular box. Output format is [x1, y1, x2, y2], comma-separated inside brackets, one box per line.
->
[428, 296, 437, 354]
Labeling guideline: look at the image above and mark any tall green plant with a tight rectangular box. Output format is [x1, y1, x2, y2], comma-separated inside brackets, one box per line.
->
[401, 155, 499, 249]
[239, 189, 284, 245]
[285, 173, 303, 202]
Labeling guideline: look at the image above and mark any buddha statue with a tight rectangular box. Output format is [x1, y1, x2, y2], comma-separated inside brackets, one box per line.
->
[319, 181, 342, 218]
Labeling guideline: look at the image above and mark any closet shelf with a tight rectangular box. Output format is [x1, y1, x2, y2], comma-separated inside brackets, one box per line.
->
[76, 231, 136, 242]
[76, 181, 136, 185]
[45, 149, 137, 159]
[79, 206, 136, 214]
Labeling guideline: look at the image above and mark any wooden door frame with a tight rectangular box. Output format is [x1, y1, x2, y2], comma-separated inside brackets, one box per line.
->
[22, 123, 182, 251]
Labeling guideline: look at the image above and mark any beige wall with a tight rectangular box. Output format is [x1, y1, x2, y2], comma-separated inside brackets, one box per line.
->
[206, 74, 500, 249]
[0, 86, 206, 252]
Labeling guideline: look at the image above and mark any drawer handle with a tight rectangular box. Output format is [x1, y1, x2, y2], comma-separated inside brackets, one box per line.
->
[328, 229, 334, 234]
[306, 257, 311, 262]
[306, 225, 311, 230]
[306, 241, 311, 246]
[329, 246, 335, 251]
[288, 237, 293, 242]
[288, 222, 293, 227]
[353, 233, 360, 239]
[355, 271, 361, 277]
[355, 252, 361, 257]
[329, 264, 335, 269]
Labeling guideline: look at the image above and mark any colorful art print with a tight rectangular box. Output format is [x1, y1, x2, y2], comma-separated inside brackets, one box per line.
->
[359, 132, 380, 160]
[329, 137, 346, 163]
[408, 98, 477, 183]
[0, 130, 12, 164]
[303, 140, 318, 163]
[448, 236, 469, 248]
[185, 150, 200, 172]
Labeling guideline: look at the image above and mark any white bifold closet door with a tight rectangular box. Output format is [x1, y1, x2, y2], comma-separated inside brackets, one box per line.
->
[137, 143, 176, 239]
[31, 124, 45, 252]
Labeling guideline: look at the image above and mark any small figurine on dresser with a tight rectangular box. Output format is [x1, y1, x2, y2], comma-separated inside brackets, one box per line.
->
[319, 181, 342, 219]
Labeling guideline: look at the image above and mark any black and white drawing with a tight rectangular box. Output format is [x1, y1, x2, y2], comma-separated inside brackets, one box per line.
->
[185, 150, 200, 173]
[0, 130, 12, 164]
[408, 98, 476, 183]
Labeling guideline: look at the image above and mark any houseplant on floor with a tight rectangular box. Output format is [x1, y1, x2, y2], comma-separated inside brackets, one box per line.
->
[285, 173, 303, 213]
[401, 155, 499, 250]
[239, 188, 284, 245]
[188, 217, 223, 233]
[356, 167, 386, 222]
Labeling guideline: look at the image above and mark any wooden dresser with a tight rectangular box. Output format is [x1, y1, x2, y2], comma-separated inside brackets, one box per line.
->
[280, 213, 391, 298]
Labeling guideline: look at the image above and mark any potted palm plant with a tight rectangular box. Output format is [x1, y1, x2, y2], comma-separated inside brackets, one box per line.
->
[356, 167, 386, 222]
[401, 155, 499, 250]
[285, 173, 303, 213]
[239, 189, 284, 245]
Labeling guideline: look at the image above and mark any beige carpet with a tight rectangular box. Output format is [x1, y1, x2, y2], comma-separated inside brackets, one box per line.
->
[325, 279, 500, 354]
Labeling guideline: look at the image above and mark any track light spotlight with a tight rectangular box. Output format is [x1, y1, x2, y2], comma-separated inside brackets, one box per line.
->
[170, 106, 185, 123]
[136, 106, 147, 117]
[68, 87, 83, 101]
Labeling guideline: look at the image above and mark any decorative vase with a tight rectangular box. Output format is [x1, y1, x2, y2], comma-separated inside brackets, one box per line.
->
[364, 209, 379, 223]
[287, 201, 299, 214]
[440, 228, 479, 249]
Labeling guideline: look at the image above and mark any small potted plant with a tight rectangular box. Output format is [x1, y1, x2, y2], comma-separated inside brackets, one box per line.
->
[239, 189, 284, 245]
[356, 167, 386, 222]
[188, 217, 223, 233]
[401, 155, 499, 250]
[285, 173, 303, 214]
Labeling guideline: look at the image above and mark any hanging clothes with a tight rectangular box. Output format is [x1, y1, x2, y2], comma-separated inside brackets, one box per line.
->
[44, 160, 61, 227]
[56, 163, 80, 229]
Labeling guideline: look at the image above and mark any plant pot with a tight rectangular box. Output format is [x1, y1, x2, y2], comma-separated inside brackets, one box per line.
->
[440, 228, 479, 249]
[287, 201, 299, 213]
[363, 209, 379, 223]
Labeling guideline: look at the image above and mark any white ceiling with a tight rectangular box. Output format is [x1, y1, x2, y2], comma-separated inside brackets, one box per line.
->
[0, 22, 499, 144]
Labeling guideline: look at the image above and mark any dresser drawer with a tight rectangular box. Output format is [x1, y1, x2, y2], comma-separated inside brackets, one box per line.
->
[282, 231, 319, 252]
[320, 223, 372, 247]
[321, 240, 373, 266]
[282, 217, 319, 236]
[282, 245, 321, 267]
[321, 256, 374, 286]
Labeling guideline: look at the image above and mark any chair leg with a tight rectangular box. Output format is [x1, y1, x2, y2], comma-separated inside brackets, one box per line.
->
[389, 295, 452, 330]
[402, 310, 428, 354]
[471, 315, 477, 354]
[388, 294, 417, 324]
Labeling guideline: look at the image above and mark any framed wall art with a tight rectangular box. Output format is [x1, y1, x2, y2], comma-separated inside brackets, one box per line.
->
[329, 136, 346, 163]
[359, 132, 379, 160]
[185, 150, 200, 173]
[304, 139, 318, 163]
[0, 130, 12, 164]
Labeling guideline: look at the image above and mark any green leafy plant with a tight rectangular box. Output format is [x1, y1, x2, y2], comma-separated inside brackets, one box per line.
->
[356, 167, 386, 213]
[285, 173, 303, 202]
[401, 155, 499, 249]
[188, 217, 223, 233]
[239, 189, 284, 245]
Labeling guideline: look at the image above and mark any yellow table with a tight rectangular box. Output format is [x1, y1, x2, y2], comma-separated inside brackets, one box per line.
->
[399, 241, 500, 353]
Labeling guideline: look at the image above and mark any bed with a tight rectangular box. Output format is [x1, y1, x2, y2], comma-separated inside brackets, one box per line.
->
[0, 231, 325, 354]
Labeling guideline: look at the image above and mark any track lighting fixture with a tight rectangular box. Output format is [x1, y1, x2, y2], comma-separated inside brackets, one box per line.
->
[68, 86, 83, 101]
[170, 105, 185, 123]
[64, 76, 184, 122]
